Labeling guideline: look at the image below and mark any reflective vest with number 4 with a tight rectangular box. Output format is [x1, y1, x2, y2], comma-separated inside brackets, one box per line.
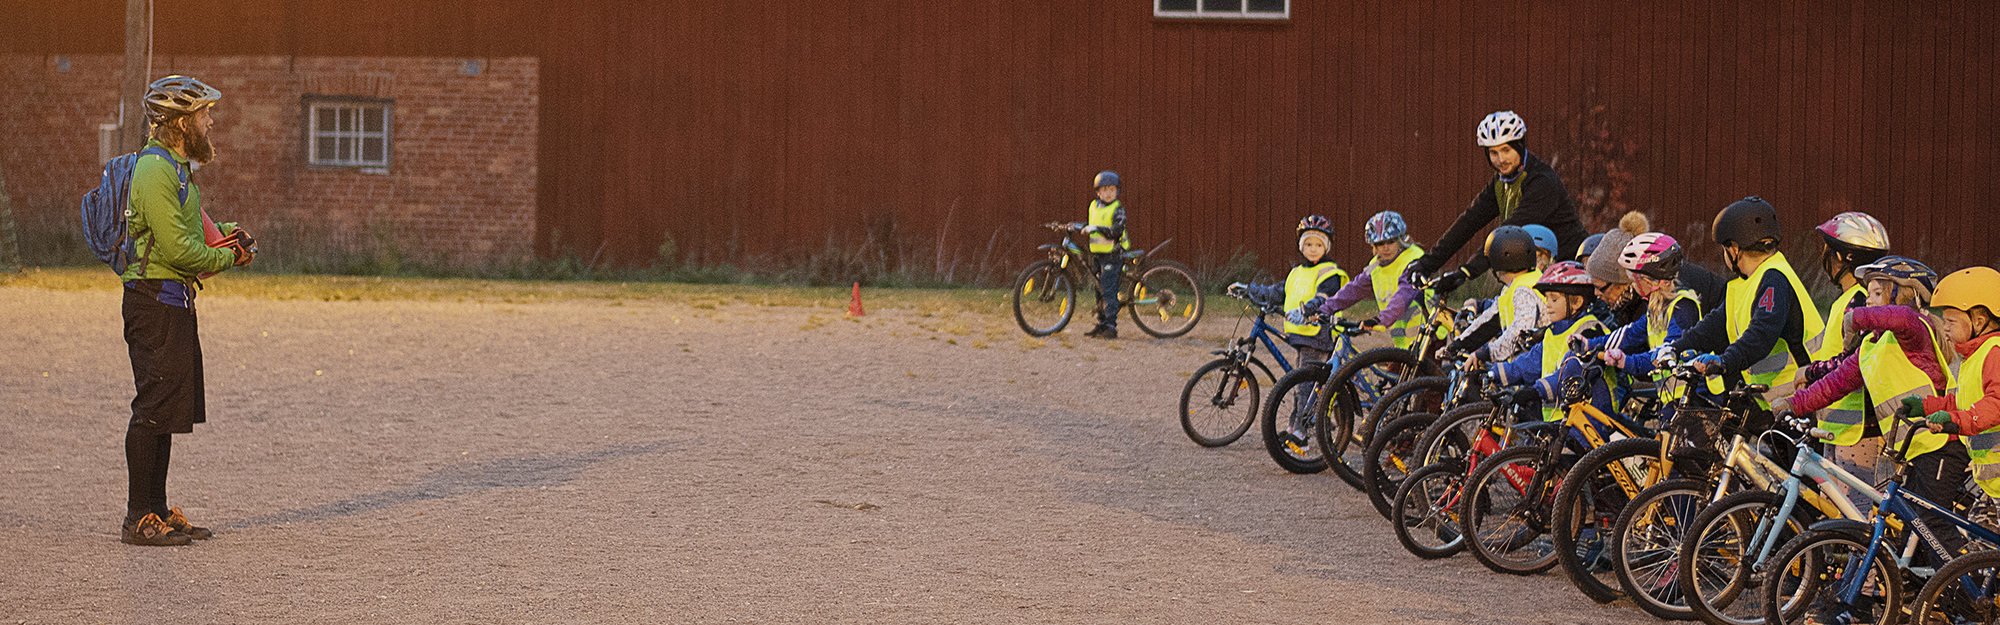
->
[1704, 253, 1824, 408]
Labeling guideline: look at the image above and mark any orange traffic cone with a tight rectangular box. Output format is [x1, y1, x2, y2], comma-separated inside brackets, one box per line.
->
[847, 282, 866, 316]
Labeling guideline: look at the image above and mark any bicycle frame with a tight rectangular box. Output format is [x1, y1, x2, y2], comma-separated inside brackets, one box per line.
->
[1833, 479, 2000, 606]
[1737, 440, 1882, 575]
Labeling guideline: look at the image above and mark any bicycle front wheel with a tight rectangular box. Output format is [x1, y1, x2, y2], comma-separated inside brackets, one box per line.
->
[1179, 358, 1260, 447]
[1460, 445, 1563, 575]
[1552, 437, 1665, 605]
[1394, 460, 1470, 559]
[1360, 412, 1440, 519]
[1680, 489, 1822, 625]
[1762, 530, 1901, 625]
[1322, 348, 1422, 490]
[1012, 259, 1076, 337]
[1127, 260, 1202, 338]
[1910, 548, 2000, 625]
[1260, 364, 1330, 474]
[1608, 478, 1707, 619]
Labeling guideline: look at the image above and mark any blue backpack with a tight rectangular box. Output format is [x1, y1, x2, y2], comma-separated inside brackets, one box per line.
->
[81, 146, 188, 275]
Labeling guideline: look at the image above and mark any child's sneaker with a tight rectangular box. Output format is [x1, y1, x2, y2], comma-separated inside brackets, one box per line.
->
[163, 507, 212, 540]
[121, 513, 192, 546]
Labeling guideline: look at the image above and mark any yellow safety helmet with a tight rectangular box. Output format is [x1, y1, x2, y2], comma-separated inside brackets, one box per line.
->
[1934, 266, 2000, 317]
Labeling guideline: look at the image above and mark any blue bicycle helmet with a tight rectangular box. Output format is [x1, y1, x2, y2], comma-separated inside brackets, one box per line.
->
[1093, 171, 1120, 188]
[1523, 224, 1558, 257]
[1365, 211, 1409, 244]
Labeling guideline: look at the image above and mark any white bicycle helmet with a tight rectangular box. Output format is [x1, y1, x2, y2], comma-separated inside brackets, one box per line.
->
[144, 75, 222, 123]
[1476, 111, 1526, 147]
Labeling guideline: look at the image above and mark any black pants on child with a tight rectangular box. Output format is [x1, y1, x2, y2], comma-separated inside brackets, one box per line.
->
[1904, 439, 1971, 565]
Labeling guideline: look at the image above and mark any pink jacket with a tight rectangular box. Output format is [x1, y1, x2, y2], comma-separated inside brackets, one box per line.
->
[1791, 306, 1949, 414]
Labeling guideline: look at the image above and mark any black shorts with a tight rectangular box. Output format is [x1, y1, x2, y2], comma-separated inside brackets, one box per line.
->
[123, 281, 206, 434]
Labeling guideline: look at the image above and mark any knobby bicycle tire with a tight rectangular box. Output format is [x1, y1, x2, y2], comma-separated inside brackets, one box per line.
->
[1179, 358, 1260, 447]
[1552, 437, 1664, 605]
[1011, 260, 1076, 337]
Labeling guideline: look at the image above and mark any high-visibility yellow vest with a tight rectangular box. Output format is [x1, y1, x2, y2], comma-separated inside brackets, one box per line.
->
[1815, 285, 1873, 444]
[1647, 290, 1702, 405]
[1087, 200, 1128, 253]
[1707, 253, 1824, 407]
[1372, 245, 1426, 349]
[1856, 317, 1955, 460]
[1496, 269, 1543, 329]
[1540, 313, 1604, 421]
[1954, 337, 2000, 496]
[1283, 262, 1349, 337]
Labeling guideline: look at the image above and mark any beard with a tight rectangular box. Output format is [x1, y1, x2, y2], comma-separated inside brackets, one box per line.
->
[182, 119, 217, 165]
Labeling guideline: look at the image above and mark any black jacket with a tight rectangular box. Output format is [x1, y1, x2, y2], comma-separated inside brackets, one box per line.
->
[1417, 153, 1588, 279]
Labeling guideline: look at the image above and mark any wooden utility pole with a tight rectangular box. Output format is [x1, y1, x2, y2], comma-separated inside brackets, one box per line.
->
[121, 0, 149, 153]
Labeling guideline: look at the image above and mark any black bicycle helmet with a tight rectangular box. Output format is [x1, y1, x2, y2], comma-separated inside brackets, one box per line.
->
[1711, 196, 1783, 251]
[1484, 225, 1539, 274]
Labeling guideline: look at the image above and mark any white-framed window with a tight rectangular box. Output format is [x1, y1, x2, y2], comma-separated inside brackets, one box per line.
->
[304, 95, 393, 171]
[1155, 0, 1288, 19]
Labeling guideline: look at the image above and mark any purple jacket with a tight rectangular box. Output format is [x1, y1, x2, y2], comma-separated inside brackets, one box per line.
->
[1792, 306, 1949, 414]
[1314, 260, 1422, 326]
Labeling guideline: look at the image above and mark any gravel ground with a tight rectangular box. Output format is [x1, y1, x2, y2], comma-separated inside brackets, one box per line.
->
[1, 285, 1665, 624]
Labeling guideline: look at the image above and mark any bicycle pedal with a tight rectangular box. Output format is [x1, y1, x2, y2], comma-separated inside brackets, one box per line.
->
[1285, 441, 1311, 456]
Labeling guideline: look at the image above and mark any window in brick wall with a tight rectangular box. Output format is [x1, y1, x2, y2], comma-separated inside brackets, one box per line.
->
[1155, 0, 1287, 19]
[304, 95, 394, 172]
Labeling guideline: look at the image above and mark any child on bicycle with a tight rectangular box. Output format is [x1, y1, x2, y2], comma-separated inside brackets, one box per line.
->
[1782, 256, 1963, 593]
[1487, 261, 1607, 421]
[1299, 211, 1429, 350]
[1227, 215, 1349, 449]
[1082, 170, 1132, 339]
[1920, 267, 2000, 499]
[1445, 226, 1545, 364]
[1671, 197, 1825, 420]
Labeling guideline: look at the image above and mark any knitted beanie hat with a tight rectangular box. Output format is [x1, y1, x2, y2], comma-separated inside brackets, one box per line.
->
[1587, 211, 1650, 284]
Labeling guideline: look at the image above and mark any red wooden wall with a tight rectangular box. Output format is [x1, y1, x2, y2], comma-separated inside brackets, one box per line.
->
[6, 0, 1994, 281]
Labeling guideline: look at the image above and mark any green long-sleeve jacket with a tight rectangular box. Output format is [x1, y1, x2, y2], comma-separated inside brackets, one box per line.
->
[119, 139, 236, 283]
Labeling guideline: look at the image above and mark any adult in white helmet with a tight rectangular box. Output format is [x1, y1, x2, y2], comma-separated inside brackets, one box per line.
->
[1416, 111, 1589, 295]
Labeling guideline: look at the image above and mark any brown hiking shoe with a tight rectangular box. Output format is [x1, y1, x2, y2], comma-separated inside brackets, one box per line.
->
[163, 507, 212, 540]
[122, 513, 192, 546]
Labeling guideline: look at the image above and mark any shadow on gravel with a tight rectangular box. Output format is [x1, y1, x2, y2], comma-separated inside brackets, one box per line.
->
[223, 438, 687, 529]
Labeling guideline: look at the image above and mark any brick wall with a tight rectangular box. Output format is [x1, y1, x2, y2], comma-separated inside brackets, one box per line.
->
[1, 54, 537, 267]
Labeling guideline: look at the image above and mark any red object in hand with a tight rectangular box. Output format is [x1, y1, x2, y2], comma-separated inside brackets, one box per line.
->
[198, 211, 226, 279]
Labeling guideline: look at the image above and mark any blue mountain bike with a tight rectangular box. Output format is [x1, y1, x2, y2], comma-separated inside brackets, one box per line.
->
[1179, 292, 1292, 447]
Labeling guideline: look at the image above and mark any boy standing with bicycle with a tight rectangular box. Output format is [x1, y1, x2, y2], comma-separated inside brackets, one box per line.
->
[1082, 171, 1131, 339]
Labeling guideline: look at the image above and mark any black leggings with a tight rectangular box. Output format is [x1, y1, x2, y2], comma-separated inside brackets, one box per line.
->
[126, 429, 173, 523]
[1905, 440, 1971, 565]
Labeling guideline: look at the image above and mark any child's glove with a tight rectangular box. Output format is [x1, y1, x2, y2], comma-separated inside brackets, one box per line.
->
[1286, 308, 1310, 326]
[1302, 296, 1327, 314]
[1690, 353, 1723, 375]
[1899, 396, 1928, 419]
[1800, 358, 1840, 386]
[1226, 282, 1248, 297]
[1927, 409, 1955, 424]
[1360, 318, 1380, 331]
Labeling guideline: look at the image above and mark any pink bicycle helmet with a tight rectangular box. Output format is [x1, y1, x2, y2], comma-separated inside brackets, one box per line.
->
[1619, 233, 1684, 280]
[1534, 261, 1594, 296]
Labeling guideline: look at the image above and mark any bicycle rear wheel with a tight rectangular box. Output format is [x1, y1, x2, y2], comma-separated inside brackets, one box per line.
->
[1179, 358, 1260, 447]
[1414, 402, 1500, 469]
[1011, 260, 1076, 336]
[1127, 260, 1202, 338]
